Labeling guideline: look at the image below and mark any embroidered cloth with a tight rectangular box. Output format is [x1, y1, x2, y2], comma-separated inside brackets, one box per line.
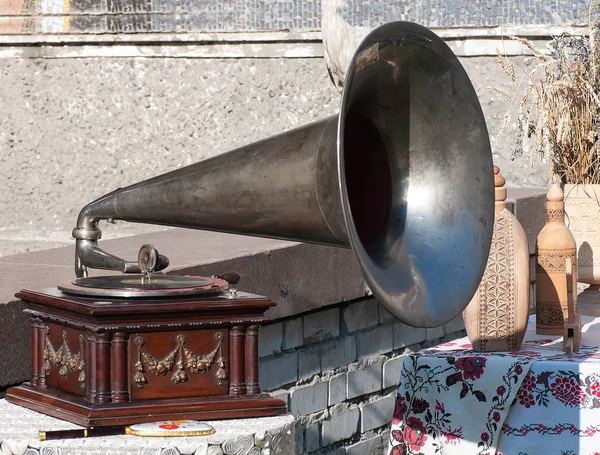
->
[388, 315, 600, 455]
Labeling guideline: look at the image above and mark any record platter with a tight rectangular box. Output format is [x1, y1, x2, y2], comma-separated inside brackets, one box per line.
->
[58, 273, 223, 298]
[6, 246, 287, 426]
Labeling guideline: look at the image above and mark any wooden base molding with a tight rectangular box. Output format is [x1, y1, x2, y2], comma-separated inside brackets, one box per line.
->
[7, 384, 286, 427]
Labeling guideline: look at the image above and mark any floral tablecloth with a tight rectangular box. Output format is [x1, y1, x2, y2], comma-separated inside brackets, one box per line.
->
[388, 315, 600, 455]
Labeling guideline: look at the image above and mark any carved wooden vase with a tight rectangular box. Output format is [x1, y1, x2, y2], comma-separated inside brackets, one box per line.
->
[536, 184, 578, 334]
[563, 184, 600, 316]
[463, 166, 530, 351]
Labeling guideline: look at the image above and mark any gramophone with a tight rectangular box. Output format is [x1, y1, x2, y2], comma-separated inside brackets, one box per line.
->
[6, 22, 494, 426]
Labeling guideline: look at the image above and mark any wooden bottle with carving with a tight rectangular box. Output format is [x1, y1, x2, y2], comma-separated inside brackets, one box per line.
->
[536, 184, 578, 334]
[463, 166, 530, 351]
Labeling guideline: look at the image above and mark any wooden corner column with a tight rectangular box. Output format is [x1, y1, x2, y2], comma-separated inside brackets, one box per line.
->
[229, 326, 247, 396]
[245, 325, 261, 395]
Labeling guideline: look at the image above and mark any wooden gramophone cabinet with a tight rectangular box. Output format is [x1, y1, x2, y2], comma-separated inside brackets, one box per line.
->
[6, 287, 287, 426]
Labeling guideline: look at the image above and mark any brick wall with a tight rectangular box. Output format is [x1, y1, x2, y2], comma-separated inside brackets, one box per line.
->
[258, 297, 466, 454]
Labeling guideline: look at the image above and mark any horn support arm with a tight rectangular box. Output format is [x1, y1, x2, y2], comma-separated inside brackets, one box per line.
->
[72, 190, 169, 278]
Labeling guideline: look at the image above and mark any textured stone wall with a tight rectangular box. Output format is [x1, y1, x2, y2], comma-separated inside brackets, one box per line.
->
[0, 0, 590, 34]
[0, 53, 549, 256]
[0, 57, 340, 254]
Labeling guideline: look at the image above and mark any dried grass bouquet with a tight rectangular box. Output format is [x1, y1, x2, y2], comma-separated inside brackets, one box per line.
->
[496, 2, 600, 184]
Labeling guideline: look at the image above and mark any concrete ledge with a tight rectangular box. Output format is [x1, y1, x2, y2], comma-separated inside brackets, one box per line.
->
[0, 25, 587, 59]
[0, 42, 325, 59]
[506, 187, 547, 255]
[0, 25, 587, 45]
[0, 228, 366, 317]
[0, 38, 558, 59]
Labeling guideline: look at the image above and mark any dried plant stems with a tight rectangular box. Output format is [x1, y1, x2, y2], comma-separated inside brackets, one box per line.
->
[496, 11, 600, 184]
[591, 0, 600, 83]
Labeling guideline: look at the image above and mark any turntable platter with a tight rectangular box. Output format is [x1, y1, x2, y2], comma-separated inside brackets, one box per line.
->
[58, 275, 225, 298]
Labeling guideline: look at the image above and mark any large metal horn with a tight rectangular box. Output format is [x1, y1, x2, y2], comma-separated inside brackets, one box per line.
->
[73, 21, 494, 328]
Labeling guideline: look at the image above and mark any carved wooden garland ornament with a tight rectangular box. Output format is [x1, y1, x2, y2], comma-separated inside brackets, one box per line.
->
[43, 328, 86, 385]
[134, 333, 227, 387]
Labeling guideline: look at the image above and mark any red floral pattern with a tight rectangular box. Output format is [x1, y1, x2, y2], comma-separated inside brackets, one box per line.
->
[404, 417, 428, 450]
[455, 357, 487, 380]
[158, 424, 180, 430]
[502, 422, 600, 438]
[391, 445, 407, 455]
[517, 390, 535, 408]
[551, 376, 585, 406]
[393, 396, 408, 425]
[388, 350, 529, 454]
[509, 370, 600, 410]
[590, 381, 600, 399]
[389, 334, 600, 455]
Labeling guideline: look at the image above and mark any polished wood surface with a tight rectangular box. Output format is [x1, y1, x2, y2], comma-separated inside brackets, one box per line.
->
[6, 287, 286, 425]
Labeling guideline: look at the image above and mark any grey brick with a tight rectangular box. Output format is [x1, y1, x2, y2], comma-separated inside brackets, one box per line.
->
[356, 324, 394, 359]
[346, 435, 386, 455]
[393, 321, 427, 349]
[383, 355, 405, 389]
[269, 389, 290, 407]
[323, 449, 345, 455]
[299, 348, 321, 380]
[290, 381, 328, 416]
[378, 301, 396, 324]
[329, 372, 346, 406]
[283, 317, 303, 350]
[305, 422, 320, 452]
[360, 393, 396, 432]
[321, 336, 356, 372]
[259, 322, 283, 357]
[295, 423, 305, 453]
[259, 352, 298, 390]
[443, 315, 465, 337]
[342, 299, 378, 333]
[426, 325, 445, 342]
[347, 363, 382, 399]
[380, 430, 391, 453]
[322, 407, 360, 446]
[304, 307, 339, 342]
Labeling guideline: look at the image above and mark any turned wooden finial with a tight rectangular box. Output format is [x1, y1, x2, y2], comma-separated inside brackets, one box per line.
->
[494, 165, 507, 213]
[547, 183, 564, 203]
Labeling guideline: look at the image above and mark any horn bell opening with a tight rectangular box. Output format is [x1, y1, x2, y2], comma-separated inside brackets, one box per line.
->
[337, 21, 494, 328]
